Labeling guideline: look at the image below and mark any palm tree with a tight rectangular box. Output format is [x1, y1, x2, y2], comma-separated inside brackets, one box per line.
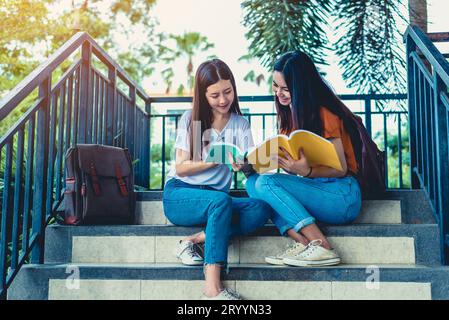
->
[161, 32, 215, 95]
[242, 0, 427, 106]
[242, 0, 331, 70]
[334, 0, 406, 98]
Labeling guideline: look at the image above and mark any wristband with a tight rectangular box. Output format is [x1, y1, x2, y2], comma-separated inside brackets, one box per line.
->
[303, 167, 313, 178]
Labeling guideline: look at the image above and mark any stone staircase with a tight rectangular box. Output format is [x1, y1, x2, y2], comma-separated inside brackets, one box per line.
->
[7, 189, 449, 300]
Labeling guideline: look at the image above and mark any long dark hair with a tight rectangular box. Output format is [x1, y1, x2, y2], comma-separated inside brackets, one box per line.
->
[189, 59, 242, 160]
[273, 51, 362, 164]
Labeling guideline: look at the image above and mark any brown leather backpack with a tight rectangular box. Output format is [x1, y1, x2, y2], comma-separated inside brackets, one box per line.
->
[63, 144, 136, 225]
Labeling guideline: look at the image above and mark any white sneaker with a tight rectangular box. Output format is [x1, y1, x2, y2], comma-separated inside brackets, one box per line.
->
[202, 289, 242, 300]
[175, 240, 204, 266]
[265, 242, 307, 265]
[282, 239, 341, 267]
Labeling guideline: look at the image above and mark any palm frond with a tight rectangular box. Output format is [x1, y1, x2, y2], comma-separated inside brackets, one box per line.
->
[242, 0, 332, 70]
[334, 0, 407, 109]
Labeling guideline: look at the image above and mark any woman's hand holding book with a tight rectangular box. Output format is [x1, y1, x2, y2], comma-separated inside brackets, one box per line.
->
[275, 147, 312, 177]
[227, 151, 244, 172]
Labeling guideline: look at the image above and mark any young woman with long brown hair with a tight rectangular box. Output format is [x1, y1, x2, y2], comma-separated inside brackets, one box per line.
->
[163, 59, 271, 300]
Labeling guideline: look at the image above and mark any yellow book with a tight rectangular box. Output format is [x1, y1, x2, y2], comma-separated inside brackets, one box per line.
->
[246, 129, 343, 174]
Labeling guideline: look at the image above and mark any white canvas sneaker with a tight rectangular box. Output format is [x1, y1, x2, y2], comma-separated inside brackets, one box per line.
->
[175, 240, 204, 265]
[265, 242, 307, 265]
[202, 289, 242, 300]
[282, 239, 341, 267]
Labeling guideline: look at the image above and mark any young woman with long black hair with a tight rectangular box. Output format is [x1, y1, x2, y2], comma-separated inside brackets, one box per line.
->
[241, 51, 363, 267]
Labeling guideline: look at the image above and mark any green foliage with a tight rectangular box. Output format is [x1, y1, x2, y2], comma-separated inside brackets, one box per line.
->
[241, 0, 407, 104]
[243, 70, 256, 83]
[373, 122, 410, 188]
[166, 33, 215, 62]
[151, 141, 174, 163]
[0, 0, 115, 96]
[177, 84, 186, 96]
[149, 141, 174, 189]
[160, 32, 215, 94]
[110, 0, 157, 24]
[238, 54, 271, 90]
[242, 0, 332, 69]
[0, 1, 216, 146]
[0, 0, 49, 94]
[161, 68, 175, 94]
[0, 0, 157, 141]
[335, 0, 407, 98]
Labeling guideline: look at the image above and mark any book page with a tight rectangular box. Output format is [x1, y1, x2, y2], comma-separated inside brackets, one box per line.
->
[288, 130, 343, 171]
[247, 135, 291, 173]
[205, 143, 245, 164]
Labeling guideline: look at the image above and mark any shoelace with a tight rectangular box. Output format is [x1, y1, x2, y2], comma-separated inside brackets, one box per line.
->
[285, 242, 304, 254]
[221, 289, 241, 300]
[301, 239, 323, 257]
[194, 243, 205, 258]
[180, 241, 202, 259]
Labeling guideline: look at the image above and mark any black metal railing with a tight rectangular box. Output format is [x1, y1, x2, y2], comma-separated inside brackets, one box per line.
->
[148, 94, 408, 191]
[405, 25, 449, 264]
[0, 32, 150, 299]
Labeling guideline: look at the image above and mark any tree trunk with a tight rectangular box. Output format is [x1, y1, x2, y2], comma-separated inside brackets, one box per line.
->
[409, 0, 427, 33]
[82, 0, 89, 11]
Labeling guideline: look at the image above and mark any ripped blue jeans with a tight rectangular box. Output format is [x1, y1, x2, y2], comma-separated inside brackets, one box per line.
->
[245, 173, 362, 236]
[163, 178, 272, 266]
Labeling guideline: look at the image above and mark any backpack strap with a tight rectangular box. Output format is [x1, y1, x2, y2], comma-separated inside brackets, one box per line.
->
[63, 147, 81, 225]
[114, 164, 129, 197]
[64, 176, 78, 224]
[89, 161, 102, 196]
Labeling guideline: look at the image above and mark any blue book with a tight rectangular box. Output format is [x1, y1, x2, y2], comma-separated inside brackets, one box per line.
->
[204, 143, 247, 166]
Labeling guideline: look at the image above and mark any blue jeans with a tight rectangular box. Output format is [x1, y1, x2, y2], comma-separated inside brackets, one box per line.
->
[162, 178, 272, 265]
[245, 173, 362, 236]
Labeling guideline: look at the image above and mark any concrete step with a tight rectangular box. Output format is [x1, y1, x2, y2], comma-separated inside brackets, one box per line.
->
[135, 200, 402, 225]
[45, 224, 442, 266]
[137, 189, 436, 225]
[8, 263, 449, 300]
[374, 189, 435, 224]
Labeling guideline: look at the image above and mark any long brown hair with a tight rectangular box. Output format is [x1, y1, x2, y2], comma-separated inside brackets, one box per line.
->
[273, 51, 362, 164]
[189, 59, 242, 160]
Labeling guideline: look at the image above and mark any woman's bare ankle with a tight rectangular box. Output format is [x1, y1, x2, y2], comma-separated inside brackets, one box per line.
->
[286, 229, 309, 246]
[203, 285, 223, 297]
[317, 239, 332, 250]
[184, 231, 205, 244]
